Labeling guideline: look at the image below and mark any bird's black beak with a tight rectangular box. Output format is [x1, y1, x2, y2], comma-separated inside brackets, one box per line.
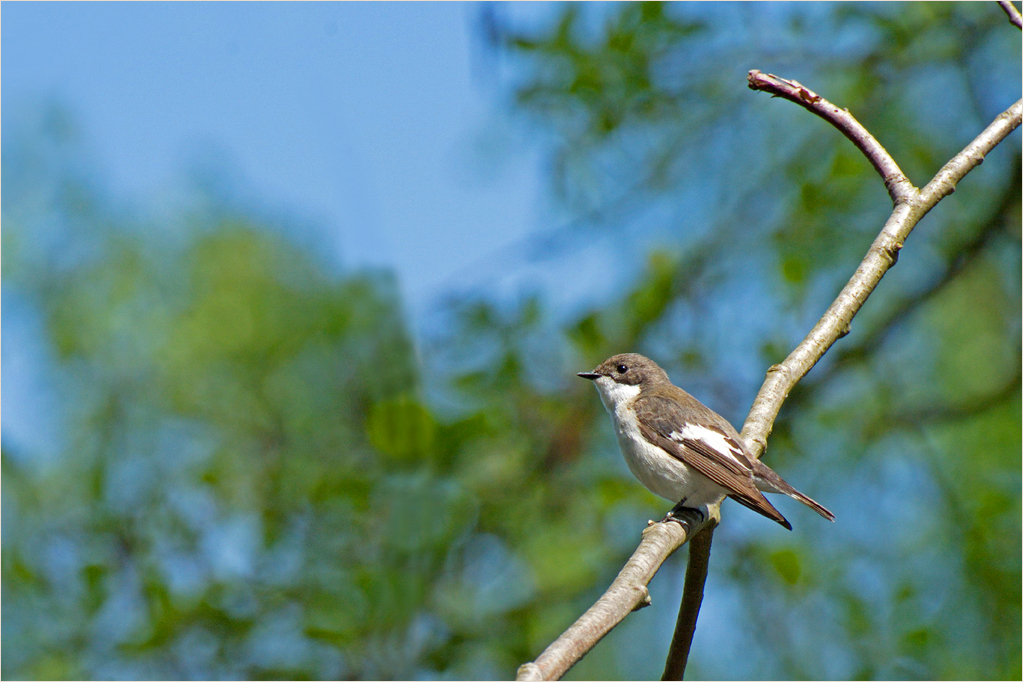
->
[577, 372, 601, 380]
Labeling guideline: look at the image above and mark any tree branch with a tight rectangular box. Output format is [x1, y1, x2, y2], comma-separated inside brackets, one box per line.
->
[917, 100, 1023, 205]
[515, 508, 712, 681]
[667, 94, 1022, 682]
[660, 526, 715, 681]
[791, 158, 1020, 399]
[515, 61, 1022, 682]
[998, 0, 1023, 29]
[746, 70, 915, 205]
[739, 95, 1022, 457]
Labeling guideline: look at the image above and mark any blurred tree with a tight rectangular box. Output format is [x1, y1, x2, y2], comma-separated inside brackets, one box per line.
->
[2, 3, 1020, 681]
[1, 105, 438, 679]
[0, 104, 658, 681]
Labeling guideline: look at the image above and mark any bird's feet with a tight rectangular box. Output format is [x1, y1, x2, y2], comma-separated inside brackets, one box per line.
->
[659, 499, 705, 532]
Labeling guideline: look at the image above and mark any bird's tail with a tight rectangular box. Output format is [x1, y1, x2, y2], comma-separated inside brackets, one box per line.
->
[783, 487, 835, 522]
[750, 458, 835, 522]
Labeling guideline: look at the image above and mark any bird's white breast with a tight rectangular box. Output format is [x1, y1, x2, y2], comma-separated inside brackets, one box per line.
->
[591, 377, 726, 508]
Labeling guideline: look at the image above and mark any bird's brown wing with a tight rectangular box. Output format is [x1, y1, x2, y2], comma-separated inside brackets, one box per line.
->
[634, 393, 791, 529]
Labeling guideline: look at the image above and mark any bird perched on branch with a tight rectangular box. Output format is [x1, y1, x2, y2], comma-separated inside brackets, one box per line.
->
[579, 353, 834, 530]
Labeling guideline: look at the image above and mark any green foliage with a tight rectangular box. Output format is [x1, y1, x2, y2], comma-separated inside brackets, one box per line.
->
[4, 3, 1021, 680]
[367, 396, 438, 464]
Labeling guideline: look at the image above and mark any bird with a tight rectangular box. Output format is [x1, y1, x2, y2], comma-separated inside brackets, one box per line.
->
[578, 353, 834, 530]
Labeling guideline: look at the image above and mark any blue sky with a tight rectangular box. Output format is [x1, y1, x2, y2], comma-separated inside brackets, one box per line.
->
[3, 2, 560, 318]
[3, 1, 574, 459]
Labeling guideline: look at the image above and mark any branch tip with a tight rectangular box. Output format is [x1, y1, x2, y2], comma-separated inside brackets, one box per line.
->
[747, 68, 915, 205]
[998, 0, 1023, 29]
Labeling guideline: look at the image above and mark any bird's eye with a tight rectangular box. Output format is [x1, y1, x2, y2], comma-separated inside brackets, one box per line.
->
[616, 364, 628, 374]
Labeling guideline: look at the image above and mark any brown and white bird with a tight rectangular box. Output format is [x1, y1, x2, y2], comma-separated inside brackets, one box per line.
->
[579, 353, 834, 530]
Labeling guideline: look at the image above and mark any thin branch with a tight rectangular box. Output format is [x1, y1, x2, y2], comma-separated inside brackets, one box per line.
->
[661, 526, 715, 681]
[794, 158, 1020, 396]
[747, 70, 915, 204]
[740, 97, 1022, 457]
[515, 508, 711, 682]
[671, 96, 1022, 682]
[515, 66, 1023, 682]
[998, 0, 1023, 29]
[917, 99, 1023, 206]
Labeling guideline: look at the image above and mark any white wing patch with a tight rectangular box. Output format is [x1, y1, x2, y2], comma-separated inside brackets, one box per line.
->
[673, 424, 749, 469]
